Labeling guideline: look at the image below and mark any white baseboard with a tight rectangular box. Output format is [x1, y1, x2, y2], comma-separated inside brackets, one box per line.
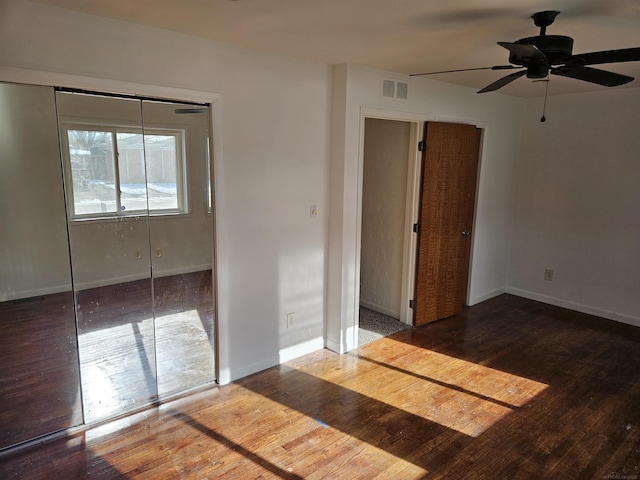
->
[0, 284, 72, 302]
[229, 337, 324, 382]
[468, 287, 507, 306]
[229, 356, 281, 383]
[2, 266, 212, 300]
[506, 287, 640, 328]
[325, 337, 346, 354]
[279, 337, 324, 364]
[76, 265, 212, 291]
[76, 272, 151, 291]
[154, 264, 212, 278]
[359, 299, 400, 319]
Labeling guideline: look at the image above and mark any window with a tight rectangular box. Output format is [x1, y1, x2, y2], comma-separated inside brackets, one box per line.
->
[63, 125, 186, 219]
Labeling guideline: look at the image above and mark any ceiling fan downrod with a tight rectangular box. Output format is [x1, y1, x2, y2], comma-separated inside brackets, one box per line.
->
[532, 10, 560, 36]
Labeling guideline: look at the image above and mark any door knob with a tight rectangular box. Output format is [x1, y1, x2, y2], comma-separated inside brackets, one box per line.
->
[462, 231, 471, 237]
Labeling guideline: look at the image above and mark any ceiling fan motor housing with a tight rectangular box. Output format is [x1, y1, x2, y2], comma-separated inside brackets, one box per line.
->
[512, 35, 574, 78]
[413, 9, 639, 94]
[514, 35, 574, 64]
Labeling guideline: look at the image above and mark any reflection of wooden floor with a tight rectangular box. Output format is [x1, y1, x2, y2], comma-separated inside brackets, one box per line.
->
[0, 270, 215, 450]
[76, 270, 215, 423]
[3, 294, 640, 478]
[0, 291, 82, 450]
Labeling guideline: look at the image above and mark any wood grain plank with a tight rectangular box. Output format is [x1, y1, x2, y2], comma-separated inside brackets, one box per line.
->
[2, 294, 639, 479]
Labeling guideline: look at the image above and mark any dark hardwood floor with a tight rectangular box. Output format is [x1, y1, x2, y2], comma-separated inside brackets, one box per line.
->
[0, 291, 82, 448]
[1, 294, 639, 479]
[0, 270, 215, 449]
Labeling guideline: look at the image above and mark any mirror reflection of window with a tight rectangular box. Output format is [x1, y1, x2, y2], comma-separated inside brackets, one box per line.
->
[67, 129, 118, 215]
[63, 125, 186, 219]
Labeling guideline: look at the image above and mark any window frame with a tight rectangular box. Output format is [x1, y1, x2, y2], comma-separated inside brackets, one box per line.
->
[60, 122, 188, 221]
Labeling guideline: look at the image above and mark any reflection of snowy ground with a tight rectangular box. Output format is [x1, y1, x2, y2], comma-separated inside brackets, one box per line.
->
[90, 181, 177, 195]
[74, 181, 178, 214]
[147, 184, 177, 194]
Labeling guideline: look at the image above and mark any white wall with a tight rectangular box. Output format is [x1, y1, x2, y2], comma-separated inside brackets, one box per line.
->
[327, 64, 527, 353]
[9, 0, 631, 385]
[509, 87, 640, 326]
[360, 118, 410, 318]
[0, 83, 73, 300]
[0, 0, 331, 383]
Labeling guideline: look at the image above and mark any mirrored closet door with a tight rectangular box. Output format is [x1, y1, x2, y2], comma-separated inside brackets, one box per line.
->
[0, 82, 215, 450]
[0, 83, 83, 449]
[140, 99, 215, 398]
[56, 92, 158, 423]
[56, 90, 216, 423]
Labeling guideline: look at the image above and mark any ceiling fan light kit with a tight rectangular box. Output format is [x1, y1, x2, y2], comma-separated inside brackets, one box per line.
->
[411, 10, 640, 95]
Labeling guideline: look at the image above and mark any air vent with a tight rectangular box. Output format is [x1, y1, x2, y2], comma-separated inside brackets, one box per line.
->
[382, 79, 395, 98]
[396, 82, 408, 100]
[381, 78, 408, 101]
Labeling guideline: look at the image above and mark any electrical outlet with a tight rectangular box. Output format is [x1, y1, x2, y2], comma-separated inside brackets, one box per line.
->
[287, 312, 295, 328]
[155, 248, 162, 258]
[544, 269, 554, 281]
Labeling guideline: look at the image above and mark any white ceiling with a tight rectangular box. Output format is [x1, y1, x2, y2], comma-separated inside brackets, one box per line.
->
[32, 0, 640, 97]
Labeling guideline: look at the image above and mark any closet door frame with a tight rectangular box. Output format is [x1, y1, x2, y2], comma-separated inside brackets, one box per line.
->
[0, 67, 228, 384]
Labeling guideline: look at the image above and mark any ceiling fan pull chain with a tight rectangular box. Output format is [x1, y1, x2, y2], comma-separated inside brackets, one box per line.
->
[540, 77, 550, 122]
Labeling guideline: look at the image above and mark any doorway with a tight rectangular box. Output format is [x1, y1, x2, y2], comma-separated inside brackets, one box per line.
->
[359, 118, 415, 344]
[359, 116, 482, 334]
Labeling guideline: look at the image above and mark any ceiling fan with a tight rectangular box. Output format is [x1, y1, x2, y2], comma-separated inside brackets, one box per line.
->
[411, 10, 640, 93]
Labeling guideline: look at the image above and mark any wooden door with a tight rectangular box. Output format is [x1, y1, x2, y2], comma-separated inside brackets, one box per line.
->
[414, 121, 481, 326]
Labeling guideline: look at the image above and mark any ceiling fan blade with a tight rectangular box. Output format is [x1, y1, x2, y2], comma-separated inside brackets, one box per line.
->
[477, 70, 527, 93]
[569, 47, 640, 66]
[551, 66, 634, 87]
[410, 65, 516, 77]
[498, 42, 548, 62]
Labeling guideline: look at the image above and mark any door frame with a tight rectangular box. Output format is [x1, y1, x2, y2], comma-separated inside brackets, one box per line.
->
[359, 108, 423, 326]
[358, 108, 486, 327]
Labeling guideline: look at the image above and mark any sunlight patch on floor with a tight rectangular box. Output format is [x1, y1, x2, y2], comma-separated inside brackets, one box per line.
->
[380, 338, 548, 408]
[306, 338, 548, 438]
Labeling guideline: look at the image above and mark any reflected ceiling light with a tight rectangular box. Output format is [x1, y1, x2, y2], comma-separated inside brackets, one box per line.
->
[174, 108, 207, 114]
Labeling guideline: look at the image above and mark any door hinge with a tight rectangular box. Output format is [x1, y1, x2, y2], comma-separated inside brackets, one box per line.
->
[418, 140, 425, 151]
[413, 223, 420, 233]
[409, 299, 416, 309]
